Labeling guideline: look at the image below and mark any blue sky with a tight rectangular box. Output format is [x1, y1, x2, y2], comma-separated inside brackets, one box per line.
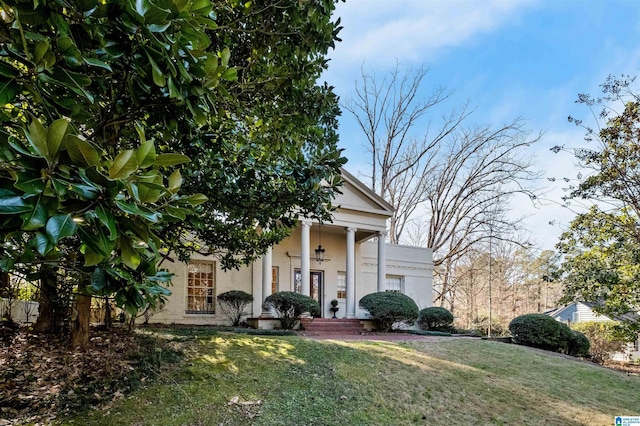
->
[322, 0, 640, 251]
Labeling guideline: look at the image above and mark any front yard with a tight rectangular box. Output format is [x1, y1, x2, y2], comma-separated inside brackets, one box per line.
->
[3, 327, 639, 425]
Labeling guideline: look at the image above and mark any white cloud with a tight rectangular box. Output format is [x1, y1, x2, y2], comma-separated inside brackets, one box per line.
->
[330, 0, 537, 70]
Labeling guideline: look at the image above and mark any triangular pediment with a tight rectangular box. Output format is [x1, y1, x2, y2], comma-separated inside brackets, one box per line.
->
[334, 169, 394, 218]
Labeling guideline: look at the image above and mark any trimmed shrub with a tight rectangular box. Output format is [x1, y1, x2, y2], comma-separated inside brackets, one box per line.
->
[572, 321, 631, 364]
[359, 292, 419, 332]
[508, 314, 573, 353]
[417, 307, 454, 332]
[470, 315, 510, 337]
[264, 291, 320, 330]
[217, 291, 254, 326]
[567, 329, 590, 357]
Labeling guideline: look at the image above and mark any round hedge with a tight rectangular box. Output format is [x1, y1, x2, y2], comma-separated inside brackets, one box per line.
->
[567, 329, 590, 357]
[264, 291, 321, 329]
[417, 307, 454, 332]
[359, 292, 419, 332]
[508, 313, 573, 353]
[217, 290, 254, 326]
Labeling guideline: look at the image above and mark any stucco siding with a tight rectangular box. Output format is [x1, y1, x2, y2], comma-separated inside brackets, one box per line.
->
[147, 253, 253, 325]
[361, 242, 433, 311]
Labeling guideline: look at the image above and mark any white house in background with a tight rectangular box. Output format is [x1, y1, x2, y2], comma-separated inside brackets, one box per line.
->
[147, 169, 434, 327]
[546, 301, 640, 361]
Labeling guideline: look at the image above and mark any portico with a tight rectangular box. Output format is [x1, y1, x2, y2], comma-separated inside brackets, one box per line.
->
[254, 169, 394, 319]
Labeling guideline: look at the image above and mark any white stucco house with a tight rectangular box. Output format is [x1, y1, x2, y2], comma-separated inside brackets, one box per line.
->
[546, 301, 640, 361]
[146, 169, 434, 327]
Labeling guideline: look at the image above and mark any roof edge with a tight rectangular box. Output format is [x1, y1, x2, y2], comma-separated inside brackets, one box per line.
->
[340, 168, 395, 214]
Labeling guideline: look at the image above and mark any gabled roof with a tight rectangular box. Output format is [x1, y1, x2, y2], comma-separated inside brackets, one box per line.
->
[335, 168, 394, 217]
[545, 301, 640, 323]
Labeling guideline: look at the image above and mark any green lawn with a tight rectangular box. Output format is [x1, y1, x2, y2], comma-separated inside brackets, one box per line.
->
[64, 329, 640, 425]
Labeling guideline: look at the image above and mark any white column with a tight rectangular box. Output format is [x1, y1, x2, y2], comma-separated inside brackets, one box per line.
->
[260, 246, 273, 317]
[345, 227, 357, 318]
[377, 230, 387, 292]
[300, 219, 311, 296]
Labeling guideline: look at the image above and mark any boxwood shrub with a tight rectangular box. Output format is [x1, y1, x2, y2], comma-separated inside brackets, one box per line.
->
[508, 313, 573, 353]
[417, 307, 454, 332]
[359, 292, 419, 332]
[264, 291, 321, 330]
[217, 290, 254, 326]
[567, 329, 590, 357]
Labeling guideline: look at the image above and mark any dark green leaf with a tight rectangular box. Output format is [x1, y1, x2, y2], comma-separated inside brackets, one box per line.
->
[115, 200, 161, 222]
[90, 267, 108, 294]
[35, 232, 53, 255]
[154, 153, 190, 167]
[95, 204, 117, 240]
[21, 201, 48, 231]
[0, 195, 31, 214]
[0, 257, 15, 272]
[14, 173, 46, 195]
[121, 237, 141, 269]
[109, 149, 138, 180]
[46, 118, 69, 161]
[84, 247, 103, 266]
[78, 226, 114, 257]
[66, 135, 100, 166]
[182, 193, 208, 205]
[0, 80, 19, 104]
[45, 214, 77, 244]
[136, 140, 156, 168]
[27, 118, 48, 158]
[68, 183, 100, 200]
[164, 205, 187, 220]
[84, 58, 112, 71]
[147, 53, 166, 87]
[0, 61, 18, 78]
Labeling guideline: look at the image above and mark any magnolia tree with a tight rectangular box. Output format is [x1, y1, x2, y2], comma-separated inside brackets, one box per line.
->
[0, 0, 344, 346]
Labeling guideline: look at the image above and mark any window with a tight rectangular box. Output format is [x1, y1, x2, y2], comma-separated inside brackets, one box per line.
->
[272, 266, 279, 294]
[336, 272, 346, 299]
[186, 262, 215, 314]
[294, 269, 302, 294]
[572, 312, 581, 323]
[385, 275, 404, 293]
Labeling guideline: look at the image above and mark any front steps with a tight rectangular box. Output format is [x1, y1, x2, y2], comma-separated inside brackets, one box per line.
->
[299, 318, 365, 334]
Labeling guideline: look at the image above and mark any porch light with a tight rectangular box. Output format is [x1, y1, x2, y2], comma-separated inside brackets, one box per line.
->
[315, 223, 325, 263]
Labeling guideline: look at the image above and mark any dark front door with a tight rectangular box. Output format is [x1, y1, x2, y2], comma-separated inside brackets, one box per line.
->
[294, 269, 324, 315]
[310, 271, 323, 311]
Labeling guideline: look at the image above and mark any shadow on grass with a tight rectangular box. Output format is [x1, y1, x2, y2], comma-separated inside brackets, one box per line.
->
[64, 332, 640, 426]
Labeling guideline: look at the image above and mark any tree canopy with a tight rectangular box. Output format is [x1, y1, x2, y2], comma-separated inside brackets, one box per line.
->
[557, 75, 640, 333]
[1, 0, 346, 270]
[0, 0, 346, 339]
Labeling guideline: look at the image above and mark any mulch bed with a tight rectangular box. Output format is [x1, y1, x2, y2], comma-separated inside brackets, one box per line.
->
[0, 323, 179, 425]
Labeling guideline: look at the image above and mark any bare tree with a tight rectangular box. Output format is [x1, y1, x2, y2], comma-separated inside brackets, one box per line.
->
[346, 65, 542, 309]
[427, 121, 541, 305]
[343, 64, 470, 243]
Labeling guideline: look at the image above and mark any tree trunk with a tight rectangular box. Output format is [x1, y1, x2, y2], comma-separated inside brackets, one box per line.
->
[71, 293, 91, 348]
[33, 266, 58, 334]
[104, 298, 112, 330]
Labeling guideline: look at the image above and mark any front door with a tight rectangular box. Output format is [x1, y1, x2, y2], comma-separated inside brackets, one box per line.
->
[294, 269, 324, 315]
[310, 271, 323, 311]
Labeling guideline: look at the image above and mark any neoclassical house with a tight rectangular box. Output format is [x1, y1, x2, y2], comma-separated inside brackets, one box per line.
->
[148, 169, 433, 326]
